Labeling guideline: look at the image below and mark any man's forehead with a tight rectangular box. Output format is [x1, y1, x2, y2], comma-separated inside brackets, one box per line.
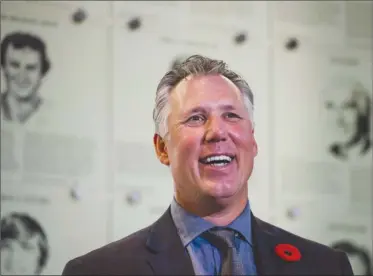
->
[326, 82, 370, 102]
[170, 74, 242, 104]
[6, 44, 40, 59]
[177, 74, 237, 89]
[4, 234, 40, 244]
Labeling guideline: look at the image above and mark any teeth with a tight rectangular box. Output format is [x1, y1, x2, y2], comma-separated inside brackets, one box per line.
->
[205, 155, 232, 163]
[211, 162, 229, 167]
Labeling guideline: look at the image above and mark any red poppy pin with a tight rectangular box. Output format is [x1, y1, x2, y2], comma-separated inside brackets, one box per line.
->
[275, 244, 301, 262]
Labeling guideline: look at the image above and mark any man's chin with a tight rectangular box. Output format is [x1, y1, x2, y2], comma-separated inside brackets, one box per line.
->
[202, 182, 238, 200]
[9, 87, 34, 99]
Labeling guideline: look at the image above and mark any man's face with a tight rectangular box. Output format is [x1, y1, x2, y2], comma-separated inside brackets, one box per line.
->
[3, 44, 43, 100]
[0, 235, 40, 275]
[156, 74, 257, 203]
[325, 85, 362, 142]
[325, 83, 372, 142]
[326, 97, 357, 139]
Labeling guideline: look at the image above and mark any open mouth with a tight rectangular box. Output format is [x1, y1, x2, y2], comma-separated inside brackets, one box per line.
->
[199, 154, 236, 167]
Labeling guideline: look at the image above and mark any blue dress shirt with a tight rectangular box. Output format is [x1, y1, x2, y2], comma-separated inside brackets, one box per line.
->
[170, 198, 257, 275]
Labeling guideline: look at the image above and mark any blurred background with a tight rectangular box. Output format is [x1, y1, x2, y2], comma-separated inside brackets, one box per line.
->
[0, 1, 372, 275]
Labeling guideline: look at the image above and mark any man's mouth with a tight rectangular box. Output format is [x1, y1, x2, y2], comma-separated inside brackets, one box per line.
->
[199, 154, 236, 167]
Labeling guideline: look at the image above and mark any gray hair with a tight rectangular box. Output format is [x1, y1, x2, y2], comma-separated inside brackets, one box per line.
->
[152, 55, 254, 138]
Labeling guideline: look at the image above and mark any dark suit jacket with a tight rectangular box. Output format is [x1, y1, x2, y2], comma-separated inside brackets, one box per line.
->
[62, 207, 353, 275]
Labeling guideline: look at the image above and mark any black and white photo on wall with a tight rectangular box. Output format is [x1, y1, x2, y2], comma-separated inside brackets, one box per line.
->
[0, 212, 49, 275]
[324, 81, 372, 160]
[0, 31, 51, 124]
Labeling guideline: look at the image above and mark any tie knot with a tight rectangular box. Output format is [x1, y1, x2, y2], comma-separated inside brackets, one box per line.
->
[202, 227, 236, 249]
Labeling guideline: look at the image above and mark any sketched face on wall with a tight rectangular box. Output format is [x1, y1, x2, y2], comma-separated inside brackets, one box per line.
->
[1, 235, 41, 275]
[3, 44, 43, 100]
[0, 213, 49, 275]
[324, 81, 372, 160]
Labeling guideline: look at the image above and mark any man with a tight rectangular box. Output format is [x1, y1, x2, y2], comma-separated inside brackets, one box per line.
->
[62, 55, 354, 275]
[325, 81, 372, 160]
[0, 212, 49, 275]
[0, 31, 51, 124]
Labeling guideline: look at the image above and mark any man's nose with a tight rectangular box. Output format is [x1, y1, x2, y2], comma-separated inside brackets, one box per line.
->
[15, 69, 29, 83]
[204, 116, 227, 143]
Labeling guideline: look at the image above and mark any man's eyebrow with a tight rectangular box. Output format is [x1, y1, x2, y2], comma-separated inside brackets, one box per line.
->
[184, 104, 237, 114]
[186, 107, 206, 114]
[220, 104, 236, 111]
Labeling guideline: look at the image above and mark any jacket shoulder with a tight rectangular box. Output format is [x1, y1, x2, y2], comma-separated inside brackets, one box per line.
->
[255, 217, 353, 274]
[257, 217, 337, 252]
[62, 226, 152, 275]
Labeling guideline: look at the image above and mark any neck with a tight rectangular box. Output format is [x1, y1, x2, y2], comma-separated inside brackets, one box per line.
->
[6, 92, 40, 122]
[175, 187, 248, 226]
[203, 196, 248, 226]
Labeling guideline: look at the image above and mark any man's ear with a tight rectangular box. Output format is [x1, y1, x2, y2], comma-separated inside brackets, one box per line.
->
[153, 133, 170, 166]
[252, 129, 258, 157]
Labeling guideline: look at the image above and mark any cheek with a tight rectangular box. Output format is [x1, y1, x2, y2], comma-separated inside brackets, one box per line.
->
[231, 126, 256, 152]
[170, 131, 201, 161]
[25, 71, 41, 85]
[6, 66, 19, 78]
[343, 110, 356, 123]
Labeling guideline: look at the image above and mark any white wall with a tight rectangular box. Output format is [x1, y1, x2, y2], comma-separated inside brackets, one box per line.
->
[0, 1, 372, 275]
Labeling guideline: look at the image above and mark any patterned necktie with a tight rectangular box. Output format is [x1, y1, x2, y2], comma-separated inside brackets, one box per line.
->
[201, 228, 245, 275]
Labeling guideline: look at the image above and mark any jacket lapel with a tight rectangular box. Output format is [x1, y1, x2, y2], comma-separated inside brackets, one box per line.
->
[251, 214, 303, 275]
[146, 207, 195, 275]
[145, 207, 303, 275]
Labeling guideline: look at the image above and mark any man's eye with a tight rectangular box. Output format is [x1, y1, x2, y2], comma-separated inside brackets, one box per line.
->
[26, 64, 38, 71]
[325, 101, 334, 109]
[344, 101, 357, 109]
[9, 61, 20, 68]
[187, 115, 205, 123]
[21, 242, 35, 250]
[225, 112, 241, 119]
[188, 115, 203, 121]
[0, 241, 11, 249]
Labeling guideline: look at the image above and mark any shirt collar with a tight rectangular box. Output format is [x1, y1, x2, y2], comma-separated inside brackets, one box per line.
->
[170, 197, 253, 247]
[1, 91, 42, 123]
